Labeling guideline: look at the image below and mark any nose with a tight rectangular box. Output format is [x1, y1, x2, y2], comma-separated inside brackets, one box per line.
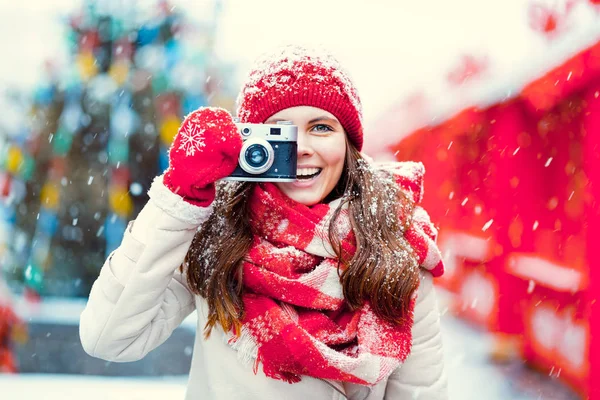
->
[296, 130, 314, 158]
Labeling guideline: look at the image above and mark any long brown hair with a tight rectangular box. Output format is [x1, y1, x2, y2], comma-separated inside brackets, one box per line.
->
[184, 141, 420, 337]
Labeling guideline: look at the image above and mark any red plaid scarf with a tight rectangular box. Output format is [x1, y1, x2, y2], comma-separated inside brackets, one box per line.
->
[227, 161, 444, 385]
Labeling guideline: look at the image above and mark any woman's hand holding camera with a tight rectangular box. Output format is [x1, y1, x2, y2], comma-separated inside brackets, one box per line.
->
[163, 107, 243, 207]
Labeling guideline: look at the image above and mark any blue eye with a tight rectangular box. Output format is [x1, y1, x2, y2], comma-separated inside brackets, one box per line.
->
[312, 124, 333, 133]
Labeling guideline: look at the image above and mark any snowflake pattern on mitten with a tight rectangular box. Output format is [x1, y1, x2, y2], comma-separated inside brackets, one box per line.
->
[178, 123, 206, 156]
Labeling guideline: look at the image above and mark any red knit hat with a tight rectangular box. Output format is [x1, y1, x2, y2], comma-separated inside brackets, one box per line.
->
[236, 45, 364, 150]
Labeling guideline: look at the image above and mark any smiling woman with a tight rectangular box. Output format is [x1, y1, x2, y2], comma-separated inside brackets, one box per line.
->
[80, 44, 448, 400]
[266, 107, 347, 205]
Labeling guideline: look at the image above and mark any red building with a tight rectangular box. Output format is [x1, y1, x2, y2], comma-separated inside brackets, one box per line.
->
[368, 39, 600, 398]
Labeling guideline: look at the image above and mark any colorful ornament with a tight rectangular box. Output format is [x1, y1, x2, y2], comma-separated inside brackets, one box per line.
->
[4, 146, 23, 175]
[104, 213, 128, 257]
[37, 208, 59, 235]
[137, 24, 160, 46]
[109, 60, 130, 86]
[113, 37, 133, 61]
[76, 51, 98, 81]
[159, 115, 181, 146]
[152, 73, 170, 94]
[33, 84, 55, 106]
[109, 186, 133, 217]
[40, 182, 61, 210]
[164, 39, 182, 70]
[79, 30, 100, 53]
[108, 138, 129, 165]
[52, 128, 74, 156]
[17, 154, 35, 182]
[23, 262, 44, 291]
[111, 167, 130, 187]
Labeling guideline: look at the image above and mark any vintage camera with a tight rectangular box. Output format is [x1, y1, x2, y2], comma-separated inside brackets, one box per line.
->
[224, 120, 298, 182]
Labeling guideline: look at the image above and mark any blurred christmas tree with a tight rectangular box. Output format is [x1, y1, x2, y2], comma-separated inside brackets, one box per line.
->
[0, 0, 237, 298]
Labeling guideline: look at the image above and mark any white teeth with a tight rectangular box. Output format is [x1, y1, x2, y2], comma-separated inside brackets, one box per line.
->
[297, 167, 321, 176]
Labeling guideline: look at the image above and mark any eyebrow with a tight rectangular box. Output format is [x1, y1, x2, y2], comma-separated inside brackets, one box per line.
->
[266, 116, 341, 125]
[308, 116, 340, 125]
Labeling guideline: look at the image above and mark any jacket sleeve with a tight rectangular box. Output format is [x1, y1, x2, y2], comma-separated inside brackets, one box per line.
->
[384, 271, 448, 399]
[79, 175, 213, 362]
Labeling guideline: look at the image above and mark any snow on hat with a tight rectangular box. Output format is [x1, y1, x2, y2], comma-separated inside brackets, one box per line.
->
[236, 44, 364, 150]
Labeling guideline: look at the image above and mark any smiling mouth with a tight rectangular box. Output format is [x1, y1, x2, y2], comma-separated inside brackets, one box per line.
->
[296, 167, 322, 181]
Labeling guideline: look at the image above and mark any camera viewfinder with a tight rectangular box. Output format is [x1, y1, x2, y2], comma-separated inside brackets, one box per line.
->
[270, 127, 281, 135]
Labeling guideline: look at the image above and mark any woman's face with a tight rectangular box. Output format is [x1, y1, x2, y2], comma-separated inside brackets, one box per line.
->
[265, 106, 347, 206]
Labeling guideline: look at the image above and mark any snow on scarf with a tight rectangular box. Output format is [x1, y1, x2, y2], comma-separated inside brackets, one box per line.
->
[227, 161, 444, 385]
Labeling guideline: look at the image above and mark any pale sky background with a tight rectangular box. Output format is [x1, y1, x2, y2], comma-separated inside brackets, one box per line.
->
[1, 0, 600, 153]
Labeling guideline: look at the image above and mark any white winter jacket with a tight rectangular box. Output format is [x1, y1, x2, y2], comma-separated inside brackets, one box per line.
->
[79, 176, 448, 400]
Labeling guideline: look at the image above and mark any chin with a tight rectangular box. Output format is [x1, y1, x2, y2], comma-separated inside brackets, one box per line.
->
[286, 192, 322, 206]
[277, 185, 323, 206]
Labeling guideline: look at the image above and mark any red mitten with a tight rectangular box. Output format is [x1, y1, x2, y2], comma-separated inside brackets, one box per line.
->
[373, 160, 444, 277]
[163, 107, 242, 207]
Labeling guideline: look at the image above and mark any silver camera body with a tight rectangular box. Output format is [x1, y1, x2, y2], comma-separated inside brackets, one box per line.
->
[224, 120, 298, 182]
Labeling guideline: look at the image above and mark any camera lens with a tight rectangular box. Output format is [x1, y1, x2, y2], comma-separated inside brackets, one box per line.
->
[238, 138, 275, 175]
[246, 144, 268, 167]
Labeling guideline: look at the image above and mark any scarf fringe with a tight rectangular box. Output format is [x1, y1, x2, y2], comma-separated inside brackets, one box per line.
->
[262, 362, 302, 384]
[227, 325, 259, 368]
[227, 325, 302, 383]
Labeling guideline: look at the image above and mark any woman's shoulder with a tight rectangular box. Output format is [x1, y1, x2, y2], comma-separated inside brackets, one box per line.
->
[412, 270, 441, 323]
[362, 155, 426, 203]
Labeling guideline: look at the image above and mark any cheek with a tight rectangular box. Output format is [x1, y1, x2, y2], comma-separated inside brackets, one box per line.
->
[321, 150, 346, 192]
[319, 136, 347, 170]
[324, 145, 346, 172]
[329, 153, 345, 173]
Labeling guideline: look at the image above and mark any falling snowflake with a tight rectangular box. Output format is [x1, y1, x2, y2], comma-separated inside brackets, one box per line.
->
[178, 123, 206, 156]
[527, 279, 536, 294]
[482, 219, 494, 232]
